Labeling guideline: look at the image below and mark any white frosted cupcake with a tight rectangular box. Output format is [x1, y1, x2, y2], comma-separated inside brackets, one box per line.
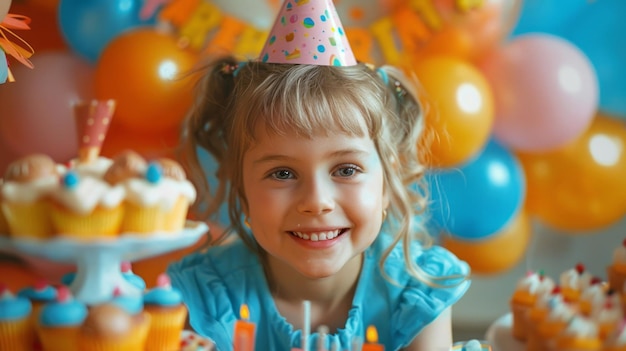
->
[48, 170, 125, 238]
[104, 152, 195, 234]
[1, 154, 60, 239]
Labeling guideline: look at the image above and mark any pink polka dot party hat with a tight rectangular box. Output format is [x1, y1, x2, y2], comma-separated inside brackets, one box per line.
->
[259, 0, 357, 66]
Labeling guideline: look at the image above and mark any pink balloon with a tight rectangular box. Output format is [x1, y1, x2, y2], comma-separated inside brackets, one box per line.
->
[0, 51, 95, 163]
[479, 34, 598, 152]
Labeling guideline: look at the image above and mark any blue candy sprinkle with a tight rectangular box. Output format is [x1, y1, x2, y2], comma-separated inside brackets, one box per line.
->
[63, 171, 79, 189]
[145, 163, 163, 184]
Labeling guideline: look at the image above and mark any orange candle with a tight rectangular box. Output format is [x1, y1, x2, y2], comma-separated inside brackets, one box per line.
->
[234, 304, 256, 351]
[362, 325, 384, 351]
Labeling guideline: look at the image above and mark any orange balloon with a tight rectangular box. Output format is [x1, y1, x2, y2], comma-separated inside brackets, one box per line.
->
[413, 55, 494, 167]
[94, 28, 200, 133]
[518, 113, 626, 232]
[101, 123, 180, 161]
[442, 211, 531, 275]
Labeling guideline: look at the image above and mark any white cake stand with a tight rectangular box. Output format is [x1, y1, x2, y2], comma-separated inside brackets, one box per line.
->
[485, 313, 525, 351]
[0, 220, 208, 305]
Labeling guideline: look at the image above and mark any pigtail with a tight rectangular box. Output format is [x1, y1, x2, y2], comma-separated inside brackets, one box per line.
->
[375, 65, 467, 288]
[179, 56, 240, 238]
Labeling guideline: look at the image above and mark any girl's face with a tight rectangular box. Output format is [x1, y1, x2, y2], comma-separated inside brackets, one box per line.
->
[242, 124, 388, 279]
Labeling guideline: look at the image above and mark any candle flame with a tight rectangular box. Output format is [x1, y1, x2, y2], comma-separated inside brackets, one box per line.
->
[366, 325, 379, 343]
[240, 304, 250, 320]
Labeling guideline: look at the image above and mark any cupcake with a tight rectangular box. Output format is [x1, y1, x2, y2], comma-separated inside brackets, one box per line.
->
[510, 270, 555, 341]
[554, 316, 602, 351]
[36, 286, 88, 351]
[526, 286, 562, 346]
[121, 261, 146, 291]
[591, 297, 623, 341]
[1, 154, 60, 238]
[604, 322, 626, 351]
[560, 263, 593, 304]
[579, 277, 609, 317]
[78, 303, 151, 351]
[143, 273, 188, 351]
[0, 284, 34, 351]
[528, 298, 577, 351]
[153, 158, 196, 232]
[608, 240, 626, 294]
[105, 153, 196, 234]
[48, 169, 125, 238]
[17, 279, 57, 328]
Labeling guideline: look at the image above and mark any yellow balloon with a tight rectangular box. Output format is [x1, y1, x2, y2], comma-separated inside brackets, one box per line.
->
[442, 211, 531, 275]
[518, 113, 626, 232]
[413, 55, 494, 167]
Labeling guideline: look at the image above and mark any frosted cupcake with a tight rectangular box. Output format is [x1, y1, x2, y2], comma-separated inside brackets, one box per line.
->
[104, 152, 196, 234]
[48, 169, 125, 238]
[526, 286, 562, 346]
[608, 240, 626, 294]
[591, 296, 623, 341]
[78, 303, 151, 351]
[579, 277, 609, 317]
[153, 158, 196, 232]
[554, 316, 602, 351]
[143, 273, 188, 351]
[560, 263, 594, 304]
[17, 279, 57, 329]
[1, 154, 60, 238]
[121, 261, 146, 291]
[528, 298, 577, 351]
[0, 284, 34, 351]
[36, 286, 88, 351]
[510, 270, 555, 341]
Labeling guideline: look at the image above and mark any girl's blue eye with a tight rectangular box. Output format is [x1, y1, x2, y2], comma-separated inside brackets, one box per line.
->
[335, 166, 358, 177]
[272, 170, 293, 180]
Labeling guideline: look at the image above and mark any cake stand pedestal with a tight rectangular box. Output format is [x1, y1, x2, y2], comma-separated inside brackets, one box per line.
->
[0, 220, 208, 305]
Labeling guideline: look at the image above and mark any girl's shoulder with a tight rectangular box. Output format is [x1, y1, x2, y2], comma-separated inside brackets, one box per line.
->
[373, 233, 471, 283]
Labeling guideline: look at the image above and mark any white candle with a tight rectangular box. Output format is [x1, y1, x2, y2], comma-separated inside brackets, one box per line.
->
[302, 300, 311, 350]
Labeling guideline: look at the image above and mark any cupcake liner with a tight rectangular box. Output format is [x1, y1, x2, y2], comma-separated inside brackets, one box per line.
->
[37, 325, 81, 351]
[78, 313, 151, 351]
[163, 196, 189, 232]
[120, 202, 165, 234]
[145, 305, 188, 351]
[0, 318, 35, 351]
[2, 201, 53, 238]
[510, 301, 531, 341]
[50, 202, 123, 238]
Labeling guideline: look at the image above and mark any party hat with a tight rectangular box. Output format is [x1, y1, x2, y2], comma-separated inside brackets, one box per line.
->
[74, 99, 116, 163]
[259, 0, 357, 66]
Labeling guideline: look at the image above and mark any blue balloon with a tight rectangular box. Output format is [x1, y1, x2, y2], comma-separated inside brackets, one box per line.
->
[425, 139, 526, 241]
[58, 0, 157, 63]
[512, 0, 626, 118]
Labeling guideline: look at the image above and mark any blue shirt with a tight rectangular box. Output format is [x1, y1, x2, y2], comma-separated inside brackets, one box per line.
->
[167, 234, 470, 351]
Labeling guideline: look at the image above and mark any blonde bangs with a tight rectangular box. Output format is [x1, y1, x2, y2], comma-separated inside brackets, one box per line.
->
[233, 64, 387, 142]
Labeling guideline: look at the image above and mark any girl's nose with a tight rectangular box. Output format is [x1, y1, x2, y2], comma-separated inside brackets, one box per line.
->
[296, 177, 335, 215]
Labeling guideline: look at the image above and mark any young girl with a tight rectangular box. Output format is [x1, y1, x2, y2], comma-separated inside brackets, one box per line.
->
[168, 1, 470, 350]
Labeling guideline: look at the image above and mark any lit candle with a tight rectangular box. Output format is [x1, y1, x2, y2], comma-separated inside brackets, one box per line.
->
[362, 325, 384, 351]
[234, 304, 256, 351]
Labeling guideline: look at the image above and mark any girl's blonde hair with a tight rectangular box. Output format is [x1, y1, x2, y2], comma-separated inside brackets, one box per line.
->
[180, 56, 465, 287]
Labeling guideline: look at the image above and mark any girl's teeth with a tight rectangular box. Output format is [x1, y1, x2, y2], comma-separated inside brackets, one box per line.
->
[293, 230, 340, 241]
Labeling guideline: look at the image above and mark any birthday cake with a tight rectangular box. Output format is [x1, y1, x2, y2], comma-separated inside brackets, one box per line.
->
[489, 242, 626, 351]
